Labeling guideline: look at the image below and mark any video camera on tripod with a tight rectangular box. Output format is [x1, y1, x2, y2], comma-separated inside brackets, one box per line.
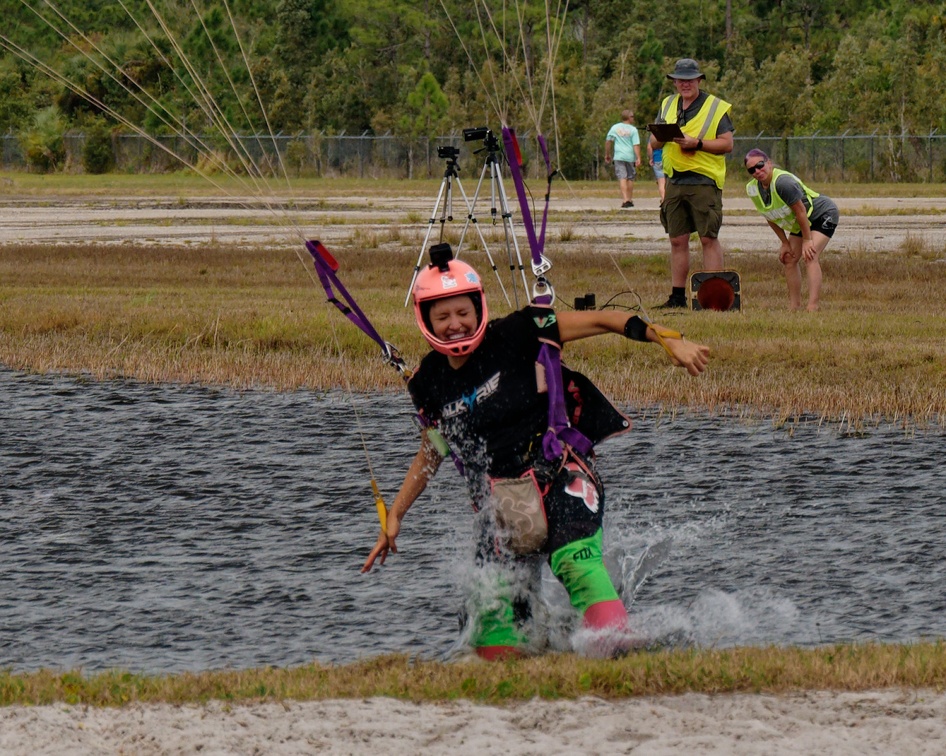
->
[437, 145, 460, 161]
[406, 124, 526, 308]
[463, 126, 501, 155]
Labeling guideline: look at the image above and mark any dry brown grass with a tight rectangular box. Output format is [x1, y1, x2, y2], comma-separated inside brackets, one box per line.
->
[3, 241, 943, 425]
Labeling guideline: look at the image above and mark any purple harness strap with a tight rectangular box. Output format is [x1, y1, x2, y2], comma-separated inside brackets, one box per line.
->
[308, 240, 385, 348]
[307, 240, 410, 379]
[308, 239, 465, 474]
[501, 127, 555, 272]
[501, 131, 593, 464]
[533, 293, 594, 463]
[538, 341, 594, 462]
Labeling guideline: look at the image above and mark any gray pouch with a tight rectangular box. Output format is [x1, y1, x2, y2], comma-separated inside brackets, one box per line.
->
[489, 469, 548, 554]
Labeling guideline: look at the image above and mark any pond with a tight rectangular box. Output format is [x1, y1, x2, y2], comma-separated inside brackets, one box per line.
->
[1, 369, 943, 673]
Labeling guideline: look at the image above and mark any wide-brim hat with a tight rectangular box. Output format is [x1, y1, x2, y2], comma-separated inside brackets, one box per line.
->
[667, 58, 705, 81]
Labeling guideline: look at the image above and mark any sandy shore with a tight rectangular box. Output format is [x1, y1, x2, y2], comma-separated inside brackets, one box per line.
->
[2, 690, 944, 755]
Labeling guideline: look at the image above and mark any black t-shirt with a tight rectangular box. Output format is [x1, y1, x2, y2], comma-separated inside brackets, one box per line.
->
[408, 308, 559, 482]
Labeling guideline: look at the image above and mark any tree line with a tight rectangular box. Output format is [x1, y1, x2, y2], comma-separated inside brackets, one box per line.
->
[2, 0, 946, 176]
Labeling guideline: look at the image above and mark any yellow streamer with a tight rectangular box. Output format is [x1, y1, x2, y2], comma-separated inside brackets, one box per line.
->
[370, 479, 388, 532]
[647, 323, 684, 360]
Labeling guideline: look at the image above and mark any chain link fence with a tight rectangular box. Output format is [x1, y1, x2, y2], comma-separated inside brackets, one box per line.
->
[729, 133, 946, 184]
[3, 131, 946, 183]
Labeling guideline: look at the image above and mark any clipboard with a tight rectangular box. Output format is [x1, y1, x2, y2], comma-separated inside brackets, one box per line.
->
[647, 122, 685, 142]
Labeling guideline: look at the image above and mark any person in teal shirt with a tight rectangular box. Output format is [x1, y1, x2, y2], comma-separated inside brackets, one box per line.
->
[604, 110, 642, 208]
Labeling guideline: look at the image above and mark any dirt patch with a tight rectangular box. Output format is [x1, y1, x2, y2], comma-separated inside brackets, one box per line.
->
[0, 195, 944, 255]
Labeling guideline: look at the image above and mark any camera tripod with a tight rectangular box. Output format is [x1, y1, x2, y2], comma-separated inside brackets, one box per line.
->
[455, 135, 530, 308]
[404, 151, 510, 307]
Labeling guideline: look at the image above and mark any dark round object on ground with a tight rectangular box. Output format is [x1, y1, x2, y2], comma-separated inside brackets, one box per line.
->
[697, 277, 736, 311]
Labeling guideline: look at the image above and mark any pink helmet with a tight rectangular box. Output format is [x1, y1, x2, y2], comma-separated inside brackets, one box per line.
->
[412, 244, 488, 356]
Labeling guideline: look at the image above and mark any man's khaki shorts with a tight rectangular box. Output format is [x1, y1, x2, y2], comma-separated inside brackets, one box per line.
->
[660, 182, 723, 238]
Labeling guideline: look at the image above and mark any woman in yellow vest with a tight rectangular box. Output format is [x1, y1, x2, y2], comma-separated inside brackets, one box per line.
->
[744, 149, 839, 312]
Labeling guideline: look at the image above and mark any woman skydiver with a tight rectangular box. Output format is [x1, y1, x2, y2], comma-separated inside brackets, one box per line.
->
[361, 244, 710, 660]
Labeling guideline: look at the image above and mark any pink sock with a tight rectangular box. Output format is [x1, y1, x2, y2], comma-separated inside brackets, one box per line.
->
[583, 599, 629, 630]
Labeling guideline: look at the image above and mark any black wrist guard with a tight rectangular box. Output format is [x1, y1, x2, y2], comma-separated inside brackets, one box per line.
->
[623, 315, 649, 342]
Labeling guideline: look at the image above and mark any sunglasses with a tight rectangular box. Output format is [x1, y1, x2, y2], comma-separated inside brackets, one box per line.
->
[746, 160, 766, 174]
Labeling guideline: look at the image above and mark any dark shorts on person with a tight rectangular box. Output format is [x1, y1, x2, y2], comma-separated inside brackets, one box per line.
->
[660, 182, 723, 238]
[790, 198, 839, 239]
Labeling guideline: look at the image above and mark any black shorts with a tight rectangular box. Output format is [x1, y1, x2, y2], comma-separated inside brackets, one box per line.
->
[792, 204, 839, 239]
[541, 456, 605, 555]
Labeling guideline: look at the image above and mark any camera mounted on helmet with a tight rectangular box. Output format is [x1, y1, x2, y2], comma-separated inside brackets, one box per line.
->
[429, 242, 453, 272]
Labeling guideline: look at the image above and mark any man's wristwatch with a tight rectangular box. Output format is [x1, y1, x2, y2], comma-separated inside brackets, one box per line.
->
[696, 138, 704, 151]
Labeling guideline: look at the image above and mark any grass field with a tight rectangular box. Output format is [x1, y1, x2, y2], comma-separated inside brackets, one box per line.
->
[2, 642, 945, 706]
[2, 240, 944, 426]
[5, 171, 946, 199]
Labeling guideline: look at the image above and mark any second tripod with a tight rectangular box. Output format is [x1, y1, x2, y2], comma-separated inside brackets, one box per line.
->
[404, 145, 509, 307]
[456, 128, 529, 307]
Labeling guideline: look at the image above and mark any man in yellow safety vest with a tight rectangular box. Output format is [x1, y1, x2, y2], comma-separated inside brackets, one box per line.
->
[649, 58, 734, 309]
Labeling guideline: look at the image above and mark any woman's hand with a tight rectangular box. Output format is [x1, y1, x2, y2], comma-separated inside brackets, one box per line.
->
[801, 238, 818, 262]
[359, 432, 442, 574]
[778, 240, 796, 265]
[361, 513, 401, 573]
[664, 337, 710, 376]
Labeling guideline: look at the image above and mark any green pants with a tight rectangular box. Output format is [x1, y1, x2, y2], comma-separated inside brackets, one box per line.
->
[469, 529, 619, 650]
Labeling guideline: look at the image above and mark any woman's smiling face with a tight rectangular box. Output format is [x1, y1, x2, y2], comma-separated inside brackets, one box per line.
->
[428, 294, 478, 344]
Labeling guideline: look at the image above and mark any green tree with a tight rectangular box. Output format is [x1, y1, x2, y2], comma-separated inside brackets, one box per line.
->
[82, 117, 115, 174]
[636, 30, 666, 124]
[20, 106, 66, 172]
[273, 0, 349, 129]
[7, 0, 946, 170]
[719, 45, 814, 136]
[376, 71, 450, 177]
[0, 59, 34, 131]
[400, 71, 449, 137]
